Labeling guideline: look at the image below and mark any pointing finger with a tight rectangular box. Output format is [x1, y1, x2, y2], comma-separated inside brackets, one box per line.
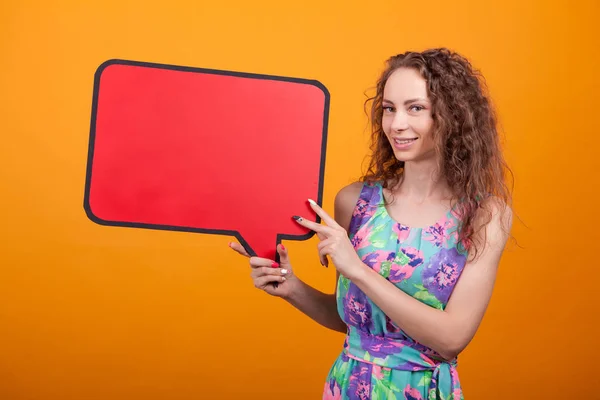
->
[307, 199, 342, 230]
[292, 215, 335, 235]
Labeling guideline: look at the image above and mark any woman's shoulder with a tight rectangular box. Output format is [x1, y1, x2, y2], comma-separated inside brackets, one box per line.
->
[476, 195, 513, 232]
[335, 181, 365, 201]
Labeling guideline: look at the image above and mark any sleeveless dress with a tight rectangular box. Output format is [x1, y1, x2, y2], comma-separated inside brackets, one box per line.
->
[322, 181, 468, 400]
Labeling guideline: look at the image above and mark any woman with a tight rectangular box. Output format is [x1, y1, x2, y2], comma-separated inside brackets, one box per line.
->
[230, 48, 513, 400]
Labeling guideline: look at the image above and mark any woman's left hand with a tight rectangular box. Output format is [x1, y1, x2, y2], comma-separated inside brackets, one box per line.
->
[293, 199, 366, 280]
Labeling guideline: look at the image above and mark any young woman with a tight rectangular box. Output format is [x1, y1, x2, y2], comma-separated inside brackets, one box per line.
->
[230, 48, 513, 400]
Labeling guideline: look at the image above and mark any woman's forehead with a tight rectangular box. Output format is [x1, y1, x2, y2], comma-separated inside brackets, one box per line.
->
[384, 68, 428, 100]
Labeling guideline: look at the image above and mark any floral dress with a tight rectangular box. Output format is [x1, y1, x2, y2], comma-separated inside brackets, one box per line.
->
[323, 181, 468, 400]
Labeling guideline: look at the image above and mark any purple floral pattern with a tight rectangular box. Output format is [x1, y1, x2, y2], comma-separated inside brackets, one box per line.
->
[347, 364, 372, 400]
[421, 248, 467, 304]
[343, 284, 373, 331]
[348, 183, 380, 237]
[359, 333, 404, 359]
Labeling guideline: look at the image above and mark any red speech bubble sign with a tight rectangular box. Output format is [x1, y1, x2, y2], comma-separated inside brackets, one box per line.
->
[84, 59, 329, 261]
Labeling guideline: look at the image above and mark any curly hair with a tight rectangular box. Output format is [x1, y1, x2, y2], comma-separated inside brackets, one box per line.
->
[361, 48, 513, 259]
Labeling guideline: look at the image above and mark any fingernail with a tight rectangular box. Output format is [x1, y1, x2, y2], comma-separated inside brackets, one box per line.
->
[308, 199, 317, 206]
[281, 269, 288, 275]
[271, 262, 279, 268]
[280, 244, 285, 251]
[292, 216, 302, 221]
[281, 277, 286, 281]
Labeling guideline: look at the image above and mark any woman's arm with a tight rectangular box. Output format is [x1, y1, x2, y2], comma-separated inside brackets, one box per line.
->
[284, 275, 345, 333]
[349, 197, 512, 359]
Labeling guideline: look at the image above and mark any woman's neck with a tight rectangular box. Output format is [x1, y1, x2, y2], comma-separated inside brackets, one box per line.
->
[394, 158, 452, 203]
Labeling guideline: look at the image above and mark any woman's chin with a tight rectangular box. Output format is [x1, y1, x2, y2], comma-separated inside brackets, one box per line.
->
[392, 151, 415, 162]
[393, 150, 437, 164]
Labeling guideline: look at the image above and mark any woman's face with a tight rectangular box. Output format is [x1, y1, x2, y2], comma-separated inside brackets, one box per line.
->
[381, 67, 436, 163]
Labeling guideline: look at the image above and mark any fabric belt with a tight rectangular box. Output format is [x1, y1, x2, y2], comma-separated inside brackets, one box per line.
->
[344, 330, 462, 399]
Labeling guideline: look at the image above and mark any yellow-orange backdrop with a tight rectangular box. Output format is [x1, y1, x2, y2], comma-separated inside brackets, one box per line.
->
[1, 1, 599, 399]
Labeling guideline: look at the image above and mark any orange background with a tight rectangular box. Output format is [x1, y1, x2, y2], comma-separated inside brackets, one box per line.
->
[1, 1, 599, 399]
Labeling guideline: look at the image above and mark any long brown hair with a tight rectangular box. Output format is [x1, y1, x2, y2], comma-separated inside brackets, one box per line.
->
[361, 48, 513, 259]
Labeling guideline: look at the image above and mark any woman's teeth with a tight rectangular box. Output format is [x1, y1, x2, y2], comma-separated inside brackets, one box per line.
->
[394, 138, 417, 144]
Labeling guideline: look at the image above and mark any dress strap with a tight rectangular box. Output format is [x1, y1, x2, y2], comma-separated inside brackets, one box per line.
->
[347, 181, 383, 238]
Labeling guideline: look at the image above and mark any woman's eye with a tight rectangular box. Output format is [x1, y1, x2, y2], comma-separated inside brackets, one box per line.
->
[409, 105, 424, 112]
[383, 106, 394, 113]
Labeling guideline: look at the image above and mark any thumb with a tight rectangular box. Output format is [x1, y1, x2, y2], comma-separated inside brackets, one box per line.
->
[277, 244, 291, 267]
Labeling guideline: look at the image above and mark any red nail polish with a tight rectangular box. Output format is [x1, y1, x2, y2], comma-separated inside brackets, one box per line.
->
[281, 244, 285, 251]
[271, 262, 279, 268]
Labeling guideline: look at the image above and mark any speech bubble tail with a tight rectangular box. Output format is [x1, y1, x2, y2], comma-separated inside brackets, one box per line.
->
[237, 230, 280, 262]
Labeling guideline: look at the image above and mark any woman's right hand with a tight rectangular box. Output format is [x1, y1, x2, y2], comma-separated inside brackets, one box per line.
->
[229, 242, 299, 299]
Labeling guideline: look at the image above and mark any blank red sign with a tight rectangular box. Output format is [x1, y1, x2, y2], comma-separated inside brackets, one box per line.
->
[84, 59, 329, 260]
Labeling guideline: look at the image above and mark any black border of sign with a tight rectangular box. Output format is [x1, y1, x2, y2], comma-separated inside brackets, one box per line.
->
[83, 58, 330, 259]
